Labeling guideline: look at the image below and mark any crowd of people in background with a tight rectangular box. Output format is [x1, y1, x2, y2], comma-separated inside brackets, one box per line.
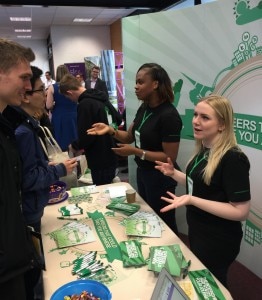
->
[0, 37, 251, 299]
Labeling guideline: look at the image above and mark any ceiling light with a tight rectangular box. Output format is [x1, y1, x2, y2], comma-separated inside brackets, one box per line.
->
[17, 35, 31, 39]
[10, 17, 32, 22]
[22, 5, 43, 7]
[73, 18, 92, 23]
[15, 29, 32, 32]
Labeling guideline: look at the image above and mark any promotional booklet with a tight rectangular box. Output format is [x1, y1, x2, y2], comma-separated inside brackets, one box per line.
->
[49, 220, 95, 248]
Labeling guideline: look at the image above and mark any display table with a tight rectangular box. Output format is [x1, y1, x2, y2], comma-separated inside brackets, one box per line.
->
[41, 182, 233, 300]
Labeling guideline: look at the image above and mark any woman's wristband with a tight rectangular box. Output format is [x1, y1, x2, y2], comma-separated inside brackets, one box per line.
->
[109, 123, 118, 136]
[109, 127, 117, 136]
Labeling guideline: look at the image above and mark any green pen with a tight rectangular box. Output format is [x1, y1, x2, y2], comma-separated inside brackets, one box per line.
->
[78, 265, 104, 278]
[57, 217, 78, 221]
[77, 268, 93, 277]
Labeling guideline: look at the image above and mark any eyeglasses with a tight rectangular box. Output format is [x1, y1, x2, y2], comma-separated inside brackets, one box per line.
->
[25, 88, 45, 95]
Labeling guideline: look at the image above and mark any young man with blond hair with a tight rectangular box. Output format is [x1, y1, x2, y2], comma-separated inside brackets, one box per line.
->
[0, 38, 35, 298]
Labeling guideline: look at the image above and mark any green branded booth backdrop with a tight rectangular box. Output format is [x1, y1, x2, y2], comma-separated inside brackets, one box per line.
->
[122, 0, 262, 278]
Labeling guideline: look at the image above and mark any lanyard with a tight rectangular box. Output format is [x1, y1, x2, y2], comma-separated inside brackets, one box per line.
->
[188, 153, 207, 178]
[137, 110, 153, 132]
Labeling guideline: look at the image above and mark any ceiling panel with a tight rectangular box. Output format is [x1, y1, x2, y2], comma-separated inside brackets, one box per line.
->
[0, 1, 179, 9]
[0, 1, 180, 40]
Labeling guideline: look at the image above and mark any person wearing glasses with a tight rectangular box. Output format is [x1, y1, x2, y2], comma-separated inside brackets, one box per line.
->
[3, 65, 78, 299]
[4, 66, 77, 233]
[85, 65, 109, 98]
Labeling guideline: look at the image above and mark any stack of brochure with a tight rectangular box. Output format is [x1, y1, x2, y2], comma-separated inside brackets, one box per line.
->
[124, 211, 162, 238]
[49, 220, 95, 248]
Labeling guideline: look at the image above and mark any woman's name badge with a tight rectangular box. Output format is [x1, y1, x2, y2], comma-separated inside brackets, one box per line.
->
[135, 130, 141, 148]
[187, 176, 193, 196]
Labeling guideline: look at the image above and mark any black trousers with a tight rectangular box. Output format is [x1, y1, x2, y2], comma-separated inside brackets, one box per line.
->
[91, 166, 116, 185]
[0, 274, 26, 299]
[25, 221, 43, 300]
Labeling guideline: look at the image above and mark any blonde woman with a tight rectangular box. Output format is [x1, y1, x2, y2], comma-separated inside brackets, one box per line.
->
[155, 94, 251, 287]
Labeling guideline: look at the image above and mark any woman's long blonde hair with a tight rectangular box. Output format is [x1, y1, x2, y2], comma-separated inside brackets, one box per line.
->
[191, 94, 240, 185]
[55, 64, 70, 82]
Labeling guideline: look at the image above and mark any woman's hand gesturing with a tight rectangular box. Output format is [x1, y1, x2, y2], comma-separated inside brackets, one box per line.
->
[86, 123, 110, 135]
[155, 157, 175, 177]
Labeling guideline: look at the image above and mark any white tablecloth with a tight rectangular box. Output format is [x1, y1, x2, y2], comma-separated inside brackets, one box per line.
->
[42, 182, 233, 300]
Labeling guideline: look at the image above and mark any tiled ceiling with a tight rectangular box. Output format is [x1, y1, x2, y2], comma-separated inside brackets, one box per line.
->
[0, 1, 180, 40]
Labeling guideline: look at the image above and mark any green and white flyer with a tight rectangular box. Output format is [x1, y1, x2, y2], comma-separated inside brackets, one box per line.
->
[50, 220, 95, 248]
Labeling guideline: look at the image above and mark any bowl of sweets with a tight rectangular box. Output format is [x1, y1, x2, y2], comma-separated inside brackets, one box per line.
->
[50, 279, 112, 300]
[48, 180, 68, 205]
